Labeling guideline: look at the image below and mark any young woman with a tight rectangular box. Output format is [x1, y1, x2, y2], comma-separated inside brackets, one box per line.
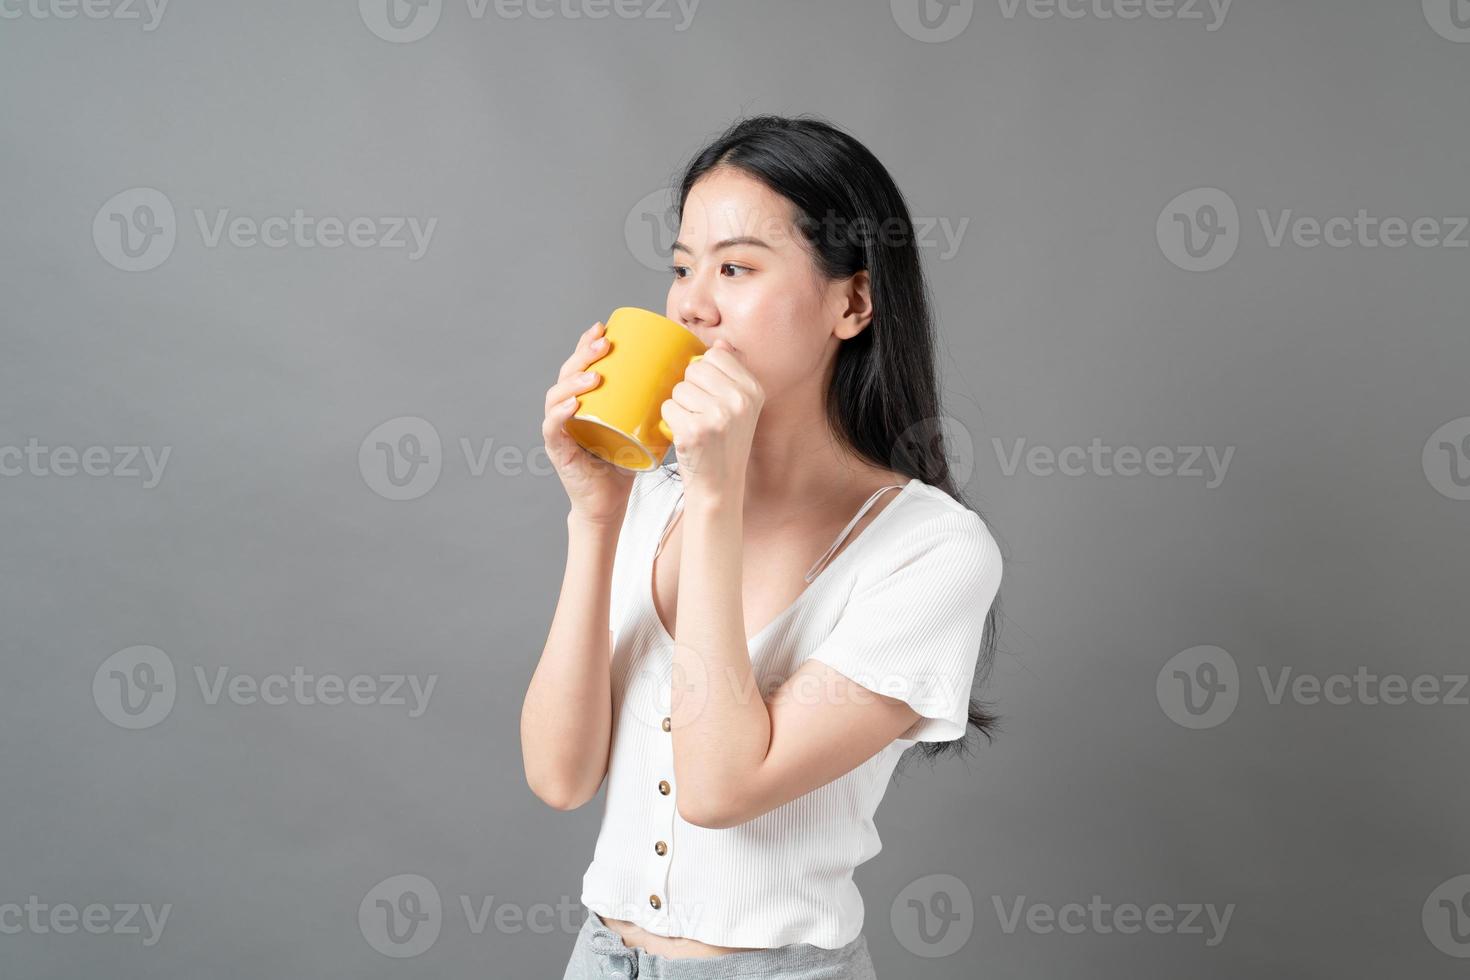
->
[524, 114, 1005, 979]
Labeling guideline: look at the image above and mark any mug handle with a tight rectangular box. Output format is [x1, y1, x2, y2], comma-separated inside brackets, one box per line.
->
[655, 354, 704, 442]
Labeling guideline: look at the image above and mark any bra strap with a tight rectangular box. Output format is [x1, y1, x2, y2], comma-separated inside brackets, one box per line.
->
[654, 483, 907, 579]
[802, 485, 907, 583]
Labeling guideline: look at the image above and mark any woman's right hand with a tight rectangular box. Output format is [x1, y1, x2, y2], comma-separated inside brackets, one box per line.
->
[543, 320, 637, 525]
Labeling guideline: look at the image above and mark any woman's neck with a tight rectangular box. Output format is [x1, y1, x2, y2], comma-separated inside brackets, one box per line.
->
[721, 393, 896, 528]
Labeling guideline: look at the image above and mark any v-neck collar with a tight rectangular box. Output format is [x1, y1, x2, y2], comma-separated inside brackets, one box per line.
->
[645, 478, 920, 648]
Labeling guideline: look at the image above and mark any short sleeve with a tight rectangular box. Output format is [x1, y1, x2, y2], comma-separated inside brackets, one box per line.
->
[804, 509, 1002, 743]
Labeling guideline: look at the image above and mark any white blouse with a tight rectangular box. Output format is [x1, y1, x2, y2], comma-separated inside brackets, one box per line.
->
[579, 463, 1003, 950]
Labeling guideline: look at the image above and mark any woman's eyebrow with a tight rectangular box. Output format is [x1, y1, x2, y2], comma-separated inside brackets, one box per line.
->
[671, 236, 774, 256]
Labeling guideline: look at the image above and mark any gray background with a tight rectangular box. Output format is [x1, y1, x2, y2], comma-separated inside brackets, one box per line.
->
[3, 0, 1468, 977]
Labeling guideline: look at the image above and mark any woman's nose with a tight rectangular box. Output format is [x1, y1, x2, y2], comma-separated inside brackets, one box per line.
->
[674, 268, 719, 331]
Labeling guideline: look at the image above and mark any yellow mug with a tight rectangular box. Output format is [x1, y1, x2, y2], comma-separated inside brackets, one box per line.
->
[563, 307, 708, 472]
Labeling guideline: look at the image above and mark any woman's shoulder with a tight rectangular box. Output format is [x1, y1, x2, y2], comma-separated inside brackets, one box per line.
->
[895, 478, 995, 533]
[879, 479, 1002, 579]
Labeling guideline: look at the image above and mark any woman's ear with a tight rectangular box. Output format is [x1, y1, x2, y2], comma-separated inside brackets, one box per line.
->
[832, 270, 874, 341]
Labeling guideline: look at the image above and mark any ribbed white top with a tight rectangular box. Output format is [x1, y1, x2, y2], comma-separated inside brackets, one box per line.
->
[580, 463, 1003, 950]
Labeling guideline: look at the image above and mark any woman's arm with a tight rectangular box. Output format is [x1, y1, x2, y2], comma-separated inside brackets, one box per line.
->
[667, 495, 924, 830]
[519, 508, 624, 811]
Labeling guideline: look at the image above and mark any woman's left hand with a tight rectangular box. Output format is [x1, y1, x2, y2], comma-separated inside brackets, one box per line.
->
[660, 338, 765, 503]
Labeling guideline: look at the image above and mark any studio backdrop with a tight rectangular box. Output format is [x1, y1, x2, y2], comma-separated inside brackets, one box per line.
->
[2, 1, 1467, 977]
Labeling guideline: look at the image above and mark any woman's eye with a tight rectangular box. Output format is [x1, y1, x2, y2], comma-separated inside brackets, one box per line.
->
[669, 263, 749, 278]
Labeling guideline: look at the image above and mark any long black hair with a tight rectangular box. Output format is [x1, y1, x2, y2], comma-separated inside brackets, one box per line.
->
[658, 112, 1006, 765]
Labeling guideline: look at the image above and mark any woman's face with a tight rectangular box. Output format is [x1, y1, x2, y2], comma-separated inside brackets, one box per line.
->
[666, 169, 869, 406]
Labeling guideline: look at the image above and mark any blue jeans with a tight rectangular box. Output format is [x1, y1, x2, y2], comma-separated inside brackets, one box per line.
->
[561, 907, 878, 980]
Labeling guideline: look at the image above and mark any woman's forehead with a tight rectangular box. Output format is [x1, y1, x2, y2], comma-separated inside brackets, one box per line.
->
[681, 173, 802, 249]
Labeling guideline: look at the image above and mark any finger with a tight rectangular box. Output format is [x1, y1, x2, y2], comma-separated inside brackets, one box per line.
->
[680, 360, 746, 407]
[557, 326, 601, 381]
[544, 367, 602, 412]
[684, 346, 740, 383]
[669, 378, 718, 415]
[660, 397, 694, 438]
[687, 347, 758, 398]
[542, 390, 585, 443]
[558, 322, 608, 381]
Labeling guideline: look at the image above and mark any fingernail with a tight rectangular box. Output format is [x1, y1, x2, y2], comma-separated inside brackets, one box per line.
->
[581, 371, 597, 382]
